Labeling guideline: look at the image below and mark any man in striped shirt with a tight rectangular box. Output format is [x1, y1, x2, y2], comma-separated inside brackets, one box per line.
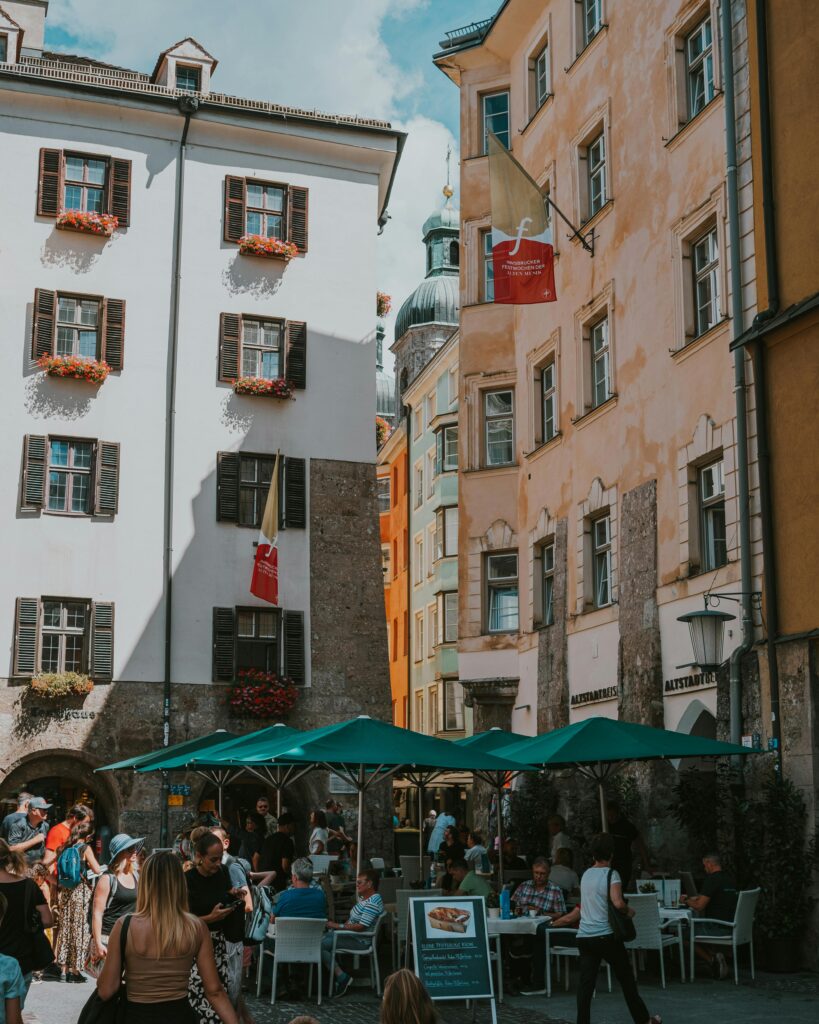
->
[321, 869, 384, 997]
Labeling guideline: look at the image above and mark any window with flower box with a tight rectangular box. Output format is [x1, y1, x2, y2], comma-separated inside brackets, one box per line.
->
[218, 314, 306, 390]
[224, 175, 309, 253]
[21, 435, 120, 516]
[31, 289, 125, 370]
[37, 148, 131, 225]
[212, 606, 305, 684]
[216, 451, 306, 529]
[13, 597, 114, 680]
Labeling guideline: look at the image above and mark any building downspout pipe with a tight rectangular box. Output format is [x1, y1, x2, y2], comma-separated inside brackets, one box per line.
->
[751, 0, 783, 767]
[721, 0, 753, 747]
[160, 96, 199, 846]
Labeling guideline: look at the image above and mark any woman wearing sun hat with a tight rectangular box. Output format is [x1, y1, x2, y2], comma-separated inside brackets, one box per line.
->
[88, 833, 143, 976]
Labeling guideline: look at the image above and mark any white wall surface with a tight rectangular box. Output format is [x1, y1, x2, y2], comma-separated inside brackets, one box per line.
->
[0, 82, 389, 686]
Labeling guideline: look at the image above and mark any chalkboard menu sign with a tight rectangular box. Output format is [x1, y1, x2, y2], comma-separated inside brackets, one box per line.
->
[409, 896, 496, 1020]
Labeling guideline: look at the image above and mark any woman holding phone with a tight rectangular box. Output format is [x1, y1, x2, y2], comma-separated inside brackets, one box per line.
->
[184, 832, 249, 1023]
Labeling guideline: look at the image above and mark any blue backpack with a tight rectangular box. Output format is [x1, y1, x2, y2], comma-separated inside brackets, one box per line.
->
[57, 845, 83, 889]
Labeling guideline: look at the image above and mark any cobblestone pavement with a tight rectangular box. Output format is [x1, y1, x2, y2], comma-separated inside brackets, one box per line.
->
[24, 969, 819, 1024]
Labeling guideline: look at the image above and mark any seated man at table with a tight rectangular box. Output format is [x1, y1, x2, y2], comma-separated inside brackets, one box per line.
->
[512, 857, 566, 917]
[450, 858, 492, 898]
[321, 868, 384, 997]
[498, 837, 527, 871]
[681, 851, 738, 979]
[272, 857, 328, 919]
[549, 847, 580, 895]
[465, 831, 490, 873]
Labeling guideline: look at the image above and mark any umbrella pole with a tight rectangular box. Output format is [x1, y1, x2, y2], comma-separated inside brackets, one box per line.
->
[356, 766, 365, 877]
[598, 777, 607, 833]
[418, 782, 425, 884]
[218, 777, 223, 819]
[496, 779, 505, 892]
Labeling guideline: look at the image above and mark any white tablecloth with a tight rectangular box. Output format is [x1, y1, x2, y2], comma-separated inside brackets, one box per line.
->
[487, 915, 550, 936]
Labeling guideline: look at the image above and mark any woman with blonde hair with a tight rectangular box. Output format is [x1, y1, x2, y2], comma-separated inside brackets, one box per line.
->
[380, 969, 438, 1024]
[97, 850, 238, 1023]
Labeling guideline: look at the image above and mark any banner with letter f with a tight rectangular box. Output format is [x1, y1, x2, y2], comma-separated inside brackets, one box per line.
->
[488, 133, 556, 304]
[250, 452, 280, 605]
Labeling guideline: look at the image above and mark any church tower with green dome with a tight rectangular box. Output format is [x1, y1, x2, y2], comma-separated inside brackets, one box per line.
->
[391, 183, 460, 417]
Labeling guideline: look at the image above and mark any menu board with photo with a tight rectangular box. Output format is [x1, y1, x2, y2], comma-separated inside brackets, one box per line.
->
[409, 896, 496, 1019]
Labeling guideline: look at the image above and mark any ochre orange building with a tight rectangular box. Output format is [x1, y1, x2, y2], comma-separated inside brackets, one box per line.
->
[377, 423, 409, 726]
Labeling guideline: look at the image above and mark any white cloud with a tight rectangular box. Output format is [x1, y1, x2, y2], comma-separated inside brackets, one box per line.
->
[45, 0, 458, 374]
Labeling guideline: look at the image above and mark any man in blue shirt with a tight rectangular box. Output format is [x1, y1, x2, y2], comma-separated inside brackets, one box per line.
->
[321, 869, 384, 997]
[272, 858, 328, 920]
[427, 809, 455, 856]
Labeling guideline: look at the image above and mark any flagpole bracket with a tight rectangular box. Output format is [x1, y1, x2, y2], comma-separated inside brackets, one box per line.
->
[546, 195, 595, 256]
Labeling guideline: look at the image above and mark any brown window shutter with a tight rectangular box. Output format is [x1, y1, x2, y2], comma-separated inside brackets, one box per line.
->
[282, 457, 306, 529]
[101, 298, 126, 370]
[31, 288, 57, 360]
[213, 607, 236, 682]
[218, 313, 241, 381]
[21, 435, 47, 510]
[13, 598, 40, 676]
[287, 186, 309, 253]
[93, 441, 120, 516]
[224, 176, 246, 243]
[216, 451, 240, 522]
[284, 320, 307, 389]
[37, 148, 63, 217]
[90, 601, 115, 680]
[109, 159, 132, 226]
[281, 609, 305, 684]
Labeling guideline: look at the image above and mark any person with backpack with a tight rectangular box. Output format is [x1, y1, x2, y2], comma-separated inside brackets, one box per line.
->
[50, 823, 101, 982]
[88, 833, 142, 976]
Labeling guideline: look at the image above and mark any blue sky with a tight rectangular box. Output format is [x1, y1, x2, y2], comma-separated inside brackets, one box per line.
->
[42, 0, 492, 368]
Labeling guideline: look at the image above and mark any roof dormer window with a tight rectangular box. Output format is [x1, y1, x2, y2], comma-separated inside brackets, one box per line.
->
[0, 34, 8, 63]
[176, 64, 201, 92]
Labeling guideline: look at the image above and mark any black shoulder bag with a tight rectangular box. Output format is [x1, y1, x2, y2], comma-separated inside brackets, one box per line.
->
[607, 868, 636, 943]
[77, 914, 132, 1024]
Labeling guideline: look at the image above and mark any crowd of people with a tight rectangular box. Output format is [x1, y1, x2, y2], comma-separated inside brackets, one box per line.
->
[0, 786, 743, 1023]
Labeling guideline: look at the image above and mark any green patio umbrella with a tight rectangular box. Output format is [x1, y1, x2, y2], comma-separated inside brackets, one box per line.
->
[201, 715, 531, 875]
[498, 717, 755, 831]
[98, 729, 237, 773]
[455, 728, 532, 888]
[136, 723, 304, 817]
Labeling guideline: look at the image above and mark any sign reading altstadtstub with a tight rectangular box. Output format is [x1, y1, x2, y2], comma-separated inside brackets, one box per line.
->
[409, 896, 496, 1020]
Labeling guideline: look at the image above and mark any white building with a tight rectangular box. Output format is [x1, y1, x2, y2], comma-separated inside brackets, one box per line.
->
[0, 0, 403, 846]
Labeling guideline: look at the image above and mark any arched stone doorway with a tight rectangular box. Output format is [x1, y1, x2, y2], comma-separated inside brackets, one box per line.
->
[0, 749, 121, 851]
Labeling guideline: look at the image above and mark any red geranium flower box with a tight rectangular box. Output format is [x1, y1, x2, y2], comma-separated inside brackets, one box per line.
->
[38, 354, 111, 384]
[227, 669, 299, 719]
[56, 210, 118, 237]
[238, 234, 299, 261]
[232, 376, 294, 398]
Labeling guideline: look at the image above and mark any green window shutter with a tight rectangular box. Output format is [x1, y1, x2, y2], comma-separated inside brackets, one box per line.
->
[282, 610, 305, 685]
[102, 298, 126, 370]
[32, 288, 56, 360]
[91, 602, 115, 680]
[218, 313, 241, 381]
[213, 607, 236, 682]
[21, 435, 47, 510]
[287, 186, 309, 253]
[37, 148, 63, 217]
[283, 457, 306, 529]
[224, 176, 246, 243]
[216, 452, 240, 522]
[109, 159, 132, 226]
[285, 320, 307, 390]
[13, 598, 40, 676]
[93, 441, 120, 516]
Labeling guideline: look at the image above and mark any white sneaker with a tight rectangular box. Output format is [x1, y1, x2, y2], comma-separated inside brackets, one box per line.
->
[715, 952, 730, 979]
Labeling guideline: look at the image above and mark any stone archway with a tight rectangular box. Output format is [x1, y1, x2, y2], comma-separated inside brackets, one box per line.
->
[0, 748, 122, 831]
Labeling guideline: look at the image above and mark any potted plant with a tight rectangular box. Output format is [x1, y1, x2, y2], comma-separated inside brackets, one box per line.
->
[376, 416, 390, 448]
[30, 673, 94, 700]
[56, 210, 118, 237]
[38, 354, 111, 384]
[376, 292, 392, 318]
[744, 770, 819, 970]
[227, 669, 298, 719]
[486, 891, 500, 918]
[232, 376, 294, 399]
[238, 234, 299, 261]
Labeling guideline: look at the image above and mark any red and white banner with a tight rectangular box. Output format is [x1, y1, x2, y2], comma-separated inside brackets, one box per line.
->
[250, 453, 280, 605]
[488, 133, 556, 304]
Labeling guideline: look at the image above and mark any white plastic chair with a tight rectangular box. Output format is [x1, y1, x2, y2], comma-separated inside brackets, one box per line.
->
[326, 912, 389, 996]
[548, 929, 612, 996]
[399, 855, 429, 885]
[378, 876, 400, 906]
[624, 893, 685, 987]
[395, 888, 441, 968]
[489, 932, 503, 1002]
[690, 888, 760, 984]
[310, 854, 337, 875]
[370, 856, 386, 871]
[256, 917, 327, 1005]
